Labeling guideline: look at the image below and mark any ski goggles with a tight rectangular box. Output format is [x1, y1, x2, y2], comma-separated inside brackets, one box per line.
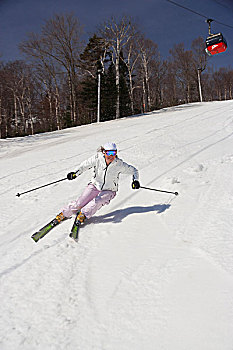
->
[105, 150, 117, 156]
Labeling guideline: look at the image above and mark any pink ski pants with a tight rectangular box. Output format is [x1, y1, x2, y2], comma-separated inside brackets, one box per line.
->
[62, 184, 116, 219]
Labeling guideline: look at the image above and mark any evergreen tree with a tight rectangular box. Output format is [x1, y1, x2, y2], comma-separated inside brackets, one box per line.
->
[79, 34, 109, 123]
[101, 62, 117, 121]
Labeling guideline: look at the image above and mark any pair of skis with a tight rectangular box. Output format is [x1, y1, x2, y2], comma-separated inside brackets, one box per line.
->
[31, 212, 82, 243]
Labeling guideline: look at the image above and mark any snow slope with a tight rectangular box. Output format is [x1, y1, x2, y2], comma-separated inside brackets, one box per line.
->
[1, 101, 233, 350]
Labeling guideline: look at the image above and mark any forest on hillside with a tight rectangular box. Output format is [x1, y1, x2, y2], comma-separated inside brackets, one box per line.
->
[0, 13, 232, 138]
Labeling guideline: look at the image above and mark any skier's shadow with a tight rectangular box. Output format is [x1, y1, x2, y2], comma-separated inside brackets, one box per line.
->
[90, 204, 171, 224]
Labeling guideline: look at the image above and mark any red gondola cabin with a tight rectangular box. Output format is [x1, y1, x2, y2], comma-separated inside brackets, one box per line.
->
[205, 32, 227, 56]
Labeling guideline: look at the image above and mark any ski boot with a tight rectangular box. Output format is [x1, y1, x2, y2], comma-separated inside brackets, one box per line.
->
[70, 211, 86, 241]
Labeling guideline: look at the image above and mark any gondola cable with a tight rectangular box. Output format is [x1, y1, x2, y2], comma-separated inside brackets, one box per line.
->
[165, 0, 233, 30]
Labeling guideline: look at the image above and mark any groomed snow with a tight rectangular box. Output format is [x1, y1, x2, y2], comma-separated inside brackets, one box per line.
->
[0, 101, 233, 350]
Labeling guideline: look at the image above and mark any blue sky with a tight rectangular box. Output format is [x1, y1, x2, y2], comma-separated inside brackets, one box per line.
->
[0, 0, 233, 70]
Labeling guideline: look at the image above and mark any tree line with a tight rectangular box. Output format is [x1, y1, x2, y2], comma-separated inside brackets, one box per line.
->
[0, 13, 232, 138]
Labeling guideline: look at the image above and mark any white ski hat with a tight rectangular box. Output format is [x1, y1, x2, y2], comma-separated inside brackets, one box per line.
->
[103, 142, 117, 151]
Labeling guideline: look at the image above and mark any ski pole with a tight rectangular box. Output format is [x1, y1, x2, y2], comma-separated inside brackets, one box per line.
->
[16, 177, 67, 197]
[140, 186, 179, 196]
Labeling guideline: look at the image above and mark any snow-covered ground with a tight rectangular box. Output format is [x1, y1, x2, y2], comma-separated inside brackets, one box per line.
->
[1, 101, 233, 350]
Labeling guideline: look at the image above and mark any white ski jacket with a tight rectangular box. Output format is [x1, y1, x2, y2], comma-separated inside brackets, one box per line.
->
[76, 153, 139, 192]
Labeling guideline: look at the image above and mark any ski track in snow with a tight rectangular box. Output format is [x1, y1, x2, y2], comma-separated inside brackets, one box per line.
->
[0, 101, 233, 349]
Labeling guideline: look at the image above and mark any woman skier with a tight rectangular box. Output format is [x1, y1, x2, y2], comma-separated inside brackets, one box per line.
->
[55, 142, 140, 239]
[31, 142, 140, 242]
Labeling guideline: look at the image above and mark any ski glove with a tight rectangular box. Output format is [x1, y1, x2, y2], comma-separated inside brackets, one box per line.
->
[132, 180, 140, 189]
[67, 172, 77, 180]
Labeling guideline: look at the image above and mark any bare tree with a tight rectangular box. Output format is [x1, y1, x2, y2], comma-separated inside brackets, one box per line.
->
[170, 43, 195, 103]
[149, 58, 167, 109]
[0, 61, 38, 136]
[99, 16, 136, 118]
[20, 35, 62, 130]
[0, 64, 5, 138]
[124, 37, 140, 114]
[20, 13, 84, 125]
[137, 36, 159, 112]
[161, 60, 179, 106]
[212, 67, 233, 101]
